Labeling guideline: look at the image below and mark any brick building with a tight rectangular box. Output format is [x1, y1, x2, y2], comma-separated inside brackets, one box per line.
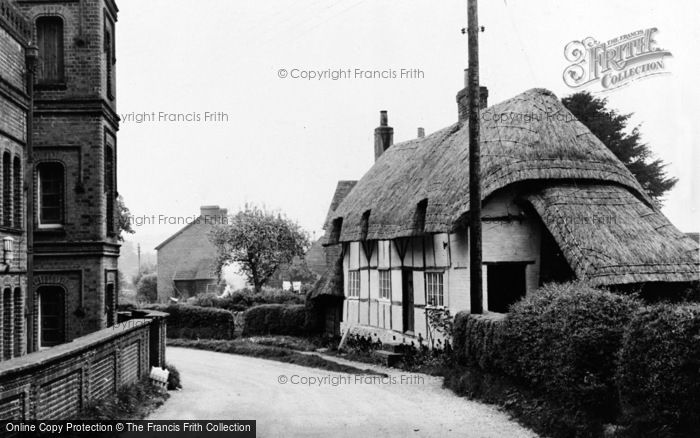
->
[0, 0, 120, 359]
[156, 206, 228, 302]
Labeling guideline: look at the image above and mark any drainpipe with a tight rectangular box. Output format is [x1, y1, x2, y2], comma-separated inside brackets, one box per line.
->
[25, 43, 38, 353]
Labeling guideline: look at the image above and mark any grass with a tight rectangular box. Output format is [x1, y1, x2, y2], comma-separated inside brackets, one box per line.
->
[77, 377, 169, 420]
[168, 337, 383, 376]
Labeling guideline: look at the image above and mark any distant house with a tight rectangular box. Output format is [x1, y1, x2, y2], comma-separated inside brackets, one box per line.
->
[268, 239, 328, 291]
[155, 206, 228, 301]
[320, 79, 699, 343]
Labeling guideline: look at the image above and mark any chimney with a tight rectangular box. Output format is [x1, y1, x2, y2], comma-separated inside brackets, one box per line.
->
[200, 205, 228, 225]
[374, 110, 394, 161]
[417, 127, 425, 138]
[456, 69, 488, 122]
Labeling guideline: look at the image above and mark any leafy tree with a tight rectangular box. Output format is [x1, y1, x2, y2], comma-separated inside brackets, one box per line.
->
[210, 206, 310, 292]
[133, 261, 156, 288]
[136, 273, 158, 302]
[562, 91, 677, 203]
[116, 195, 135, 241]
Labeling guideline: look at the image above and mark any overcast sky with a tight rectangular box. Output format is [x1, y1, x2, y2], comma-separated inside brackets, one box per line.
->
[116, 0, 699, 254]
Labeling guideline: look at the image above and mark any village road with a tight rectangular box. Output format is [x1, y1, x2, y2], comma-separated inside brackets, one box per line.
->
[148, 347, 538, 438]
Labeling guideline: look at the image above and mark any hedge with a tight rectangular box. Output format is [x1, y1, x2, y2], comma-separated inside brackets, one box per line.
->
[242, 304, 311, 336]
[617, 304, 700, 435]
[499, 282, 640, 418]
[453, 312, 505, 370]
[188, 288, 305, 312]
[143, 304, 235, 339]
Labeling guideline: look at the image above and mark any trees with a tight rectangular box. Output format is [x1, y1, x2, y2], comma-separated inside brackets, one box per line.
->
[562, 92, 678, 203]
[136, 273, 158, 302]
[209, 206, 310, 292]
[116, 195, 135, 241]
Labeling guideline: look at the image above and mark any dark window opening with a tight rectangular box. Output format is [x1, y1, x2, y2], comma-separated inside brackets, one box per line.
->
[330, 218, 343, 243]
[39, 286, 65, 347]
[2, 152, 10, 227]
[487, 263, 527, 313]
[13, 157, 21, 228]
[13, 288, 22, 357]
[104, 146, 115, 235]
[105, 283, 115, 326]
[37, 162, 64, 227]
[414, 199, 428, 233]
[36, 17, 65, 84]
[104, 19, 115, 99]
[3, 288, 12, 359]
[360, 210, 370, 241]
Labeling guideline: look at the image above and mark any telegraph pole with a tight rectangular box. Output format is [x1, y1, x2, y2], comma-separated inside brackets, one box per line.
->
[137, 243, 141, 273]
[468, 0, 483, 314]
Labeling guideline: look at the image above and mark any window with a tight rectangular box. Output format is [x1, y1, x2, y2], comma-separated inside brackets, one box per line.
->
[39, 286, 65, 347]
[36, 17, 65, 83]
[13, 157, 21, 228]
[379, 270, 391, 300]
[37, 163, 64, 228]
[2, 152, 10, 227]
[348, 270, 360, 297]
[13, 288, 22, 357]
[3, 288, 12, 360]
[104, 146, 115, 235]
[104, 17, 115, 99]
[425, 272, 444, 307]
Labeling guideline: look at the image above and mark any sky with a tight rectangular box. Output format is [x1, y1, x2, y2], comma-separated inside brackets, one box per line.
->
[115, 0, 699, 257]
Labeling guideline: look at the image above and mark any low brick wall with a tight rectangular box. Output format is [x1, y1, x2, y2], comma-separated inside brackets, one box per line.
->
[0, 313, 167, 420]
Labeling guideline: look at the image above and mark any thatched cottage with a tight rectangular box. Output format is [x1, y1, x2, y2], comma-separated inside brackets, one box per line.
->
[315, 79, 699, 342]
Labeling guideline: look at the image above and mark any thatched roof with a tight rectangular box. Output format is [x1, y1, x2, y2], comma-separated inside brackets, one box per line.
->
[324, 88, 652, 244]
[323, 180, 358, 237]
[524, 185, 699, 286]
[308, 255, 344, 300]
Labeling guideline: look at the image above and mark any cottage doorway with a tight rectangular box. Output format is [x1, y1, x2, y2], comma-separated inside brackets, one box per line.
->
[401, 269, 414, 333]
[38, 286, 66, 347]
[487, 263, 527, 313]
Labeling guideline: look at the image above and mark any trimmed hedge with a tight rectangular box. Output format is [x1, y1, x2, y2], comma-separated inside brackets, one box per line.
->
[499, 282, 640, 418]
[143, 304, 235, 340]
[453, 281, 642, 435]
[453, 312, 505, 370]
[188, 288, 305, 312]
[242, 304, 310, 336]
[617, 304, 700, 435]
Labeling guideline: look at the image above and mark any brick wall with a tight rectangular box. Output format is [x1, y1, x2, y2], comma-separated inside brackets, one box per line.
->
[0, 2, 29, 363]
[0, 313, 167, 420]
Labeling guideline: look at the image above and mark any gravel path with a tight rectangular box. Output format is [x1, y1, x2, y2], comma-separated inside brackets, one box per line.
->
[148, 347, 538, 438]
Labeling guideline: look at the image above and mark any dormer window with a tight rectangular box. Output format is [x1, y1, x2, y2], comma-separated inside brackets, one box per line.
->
[36, 16, 65, 84]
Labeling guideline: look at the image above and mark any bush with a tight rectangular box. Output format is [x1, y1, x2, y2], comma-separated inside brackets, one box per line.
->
[242, 304, 310, 336]
[143, 304, 235, 339]
[136, 273, 158, 302]
[499, 282, 641, 421]
[617, 304, 700, 436]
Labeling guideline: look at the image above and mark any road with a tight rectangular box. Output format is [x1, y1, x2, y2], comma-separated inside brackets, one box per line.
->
[148, 347, 538, 438]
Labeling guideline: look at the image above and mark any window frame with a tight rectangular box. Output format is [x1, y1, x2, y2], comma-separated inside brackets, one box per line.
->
[36, 16, 65, 85]
[37, 162, 65, 229]
[378, 270, 391, 300]
[425, 271, 445, 308]
[347, 270, 360, 298]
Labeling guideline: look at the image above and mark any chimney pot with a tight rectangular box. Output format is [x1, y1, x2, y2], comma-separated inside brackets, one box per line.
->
[417, 127, 425, 138]
[374, 110, 394, 161]
[380, 110, 388, 127]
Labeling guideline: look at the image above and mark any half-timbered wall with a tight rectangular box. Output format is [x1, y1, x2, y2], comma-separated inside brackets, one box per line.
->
[342, 186, 542, 343]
